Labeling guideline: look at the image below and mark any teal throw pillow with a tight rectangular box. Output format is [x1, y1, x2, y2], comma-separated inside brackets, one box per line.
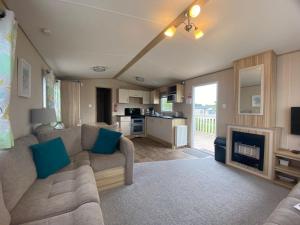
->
[30, 137, 70, 179]
[92, 128, 122, 154]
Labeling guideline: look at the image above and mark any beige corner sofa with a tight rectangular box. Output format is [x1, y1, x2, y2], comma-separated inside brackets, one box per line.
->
[0, 124, 134, 225]
[264, 182, 300, 225]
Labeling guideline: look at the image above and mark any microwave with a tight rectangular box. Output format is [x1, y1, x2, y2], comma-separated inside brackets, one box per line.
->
[167, 94, 176, 103]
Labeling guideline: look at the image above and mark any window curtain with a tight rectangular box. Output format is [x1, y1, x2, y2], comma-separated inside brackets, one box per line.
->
[43, 71, 61, 122]
[61, 81, 81, 128]
[43, 71, 55, 108]
[0, 10, 17, 149]
[54, 80, 61, 122]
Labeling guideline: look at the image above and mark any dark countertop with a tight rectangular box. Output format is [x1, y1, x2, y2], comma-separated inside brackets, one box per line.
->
[145, 115, 187, 120]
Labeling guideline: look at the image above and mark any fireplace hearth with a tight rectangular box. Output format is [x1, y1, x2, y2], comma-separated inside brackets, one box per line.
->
[232, 131, 265, 171]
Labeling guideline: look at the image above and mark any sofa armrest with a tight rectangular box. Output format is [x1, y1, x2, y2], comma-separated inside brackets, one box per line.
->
[119, 137, 134, 185]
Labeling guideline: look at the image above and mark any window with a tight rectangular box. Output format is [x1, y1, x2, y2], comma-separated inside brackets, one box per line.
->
[161, 97, 173, 112]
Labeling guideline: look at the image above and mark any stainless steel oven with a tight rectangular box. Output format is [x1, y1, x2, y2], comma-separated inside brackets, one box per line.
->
[131, 118, 145, 135]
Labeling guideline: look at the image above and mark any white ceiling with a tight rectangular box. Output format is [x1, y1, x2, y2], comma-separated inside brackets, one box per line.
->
[6, 0, 300, 87]
[5, 0, 191, 78]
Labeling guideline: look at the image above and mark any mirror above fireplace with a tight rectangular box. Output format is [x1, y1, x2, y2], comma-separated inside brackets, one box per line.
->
[238, 64, 264, 115]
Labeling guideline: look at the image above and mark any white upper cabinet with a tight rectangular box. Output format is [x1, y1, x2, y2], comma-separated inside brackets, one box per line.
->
[118, 89, 151, 104]
[142, 91, 150, 104]
[118, 89, 130, 103]
[129, 90, 143, 98]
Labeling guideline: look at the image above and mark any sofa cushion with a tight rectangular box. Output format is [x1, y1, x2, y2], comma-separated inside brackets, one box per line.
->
[19, 202, 104, 225]
[0, 181, 10, 225]
[81, 124, 118, 150]
[89, 151, 125, 172]
[92, 128, 122, 154]
[59, 151, 91, 172]
[0, 135, 38, 211]
[31, 137, 71, 178]
[37, 127, 82, 156]
[264, 197, 300, 225]
[11, 165, 100, 225]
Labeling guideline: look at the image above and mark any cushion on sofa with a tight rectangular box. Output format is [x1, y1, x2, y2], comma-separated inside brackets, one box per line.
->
[37, 127, 82, 156]
[81, 124, 118, 150]
[0, 181, 11, 225]
[0, 135, 38, 211]
[89, 151, 125, 172]
[92, 128, 122, 154]
[18, 202, 104, 225]
[10, 165, 100, 225]
[30, 138, 71, 178]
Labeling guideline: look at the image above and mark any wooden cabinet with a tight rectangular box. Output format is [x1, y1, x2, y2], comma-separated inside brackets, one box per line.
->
[273, 149, 300, 189]
[168, 84, 184, 103]
[150, 89, 160, 104]
[118, 89, 151, 104]
[175, 84, 184, 103]
[118, 89, 129, 103]
[129, 90, 143, 98]
[142, 91, 150, 104]
[117, 116, 131, 136]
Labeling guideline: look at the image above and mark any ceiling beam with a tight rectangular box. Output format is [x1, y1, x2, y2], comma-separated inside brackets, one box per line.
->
[113, 0, 208, 79]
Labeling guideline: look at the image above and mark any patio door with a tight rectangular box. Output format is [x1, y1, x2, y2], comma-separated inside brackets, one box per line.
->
[192, 83, 217, 154]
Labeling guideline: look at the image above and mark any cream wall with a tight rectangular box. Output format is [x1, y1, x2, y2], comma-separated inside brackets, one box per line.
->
[80, 79, 151, 124]
[5, 12, 50, 138]
[174, 69, 235, 146]
[276, 51, 300, 150]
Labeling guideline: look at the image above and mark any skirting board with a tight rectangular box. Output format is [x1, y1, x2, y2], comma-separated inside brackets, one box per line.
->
[94, 167, 125, 192]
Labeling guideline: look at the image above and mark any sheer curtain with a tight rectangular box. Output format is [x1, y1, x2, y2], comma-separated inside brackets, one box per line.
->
[61, 81, 81, 128]
[0, 10, 17, 149]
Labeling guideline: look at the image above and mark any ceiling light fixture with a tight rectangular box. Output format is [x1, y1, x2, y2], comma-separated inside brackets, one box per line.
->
[135, 76, 145, 82]
[164, 4, 204, 40]
[40, 28, 52, 35]
[189, 4, 201, 18]
[92, 66, 107, 72]
[164, 25, 176, 38]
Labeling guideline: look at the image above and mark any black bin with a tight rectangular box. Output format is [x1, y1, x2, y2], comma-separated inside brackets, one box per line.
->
[214, 137, 226, 163]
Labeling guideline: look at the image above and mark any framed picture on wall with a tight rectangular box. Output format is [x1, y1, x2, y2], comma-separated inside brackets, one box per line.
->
[252, 95, 261, 107]
[18, 58, 31, 98]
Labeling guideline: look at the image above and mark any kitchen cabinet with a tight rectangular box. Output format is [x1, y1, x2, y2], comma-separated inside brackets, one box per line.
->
[118, 89, 151, 104]
[150, 89, 159, 104]
[142, 91, 150, 104]
[145, 116, 186, 148]
[117, 116, 131, 136]
[118, 89, 130, 103]
[129, 90, 143, 98]
[168, 84, 184, 103]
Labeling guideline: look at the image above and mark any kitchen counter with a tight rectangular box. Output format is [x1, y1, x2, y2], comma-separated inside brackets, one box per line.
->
[145, 116, 187, 149]
[145, 115, 187, 120]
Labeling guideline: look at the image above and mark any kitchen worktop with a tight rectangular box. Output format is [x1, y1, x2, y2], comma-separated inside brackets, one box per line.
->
[145, 115, 187, 120]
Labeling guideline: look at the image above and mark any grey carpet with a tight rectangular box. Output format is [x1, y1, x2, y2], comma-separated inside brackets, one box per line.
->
[100, 158, 288, 225]
[183, 148, 212, 158]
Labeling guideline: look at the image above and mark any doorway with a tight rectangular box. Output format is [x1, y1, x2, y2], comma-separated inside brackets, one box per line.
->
[192, 83, 217, 154]
[96, 88, 112, 124]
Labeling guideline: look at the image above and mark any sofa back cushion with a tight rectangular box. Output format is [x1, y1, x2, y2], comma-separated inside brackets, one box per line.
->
[81, 124, 119, 150]
[37, 127, 82, 156]
[0, 182, 10, 225]
[0, 135, 38, 211]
